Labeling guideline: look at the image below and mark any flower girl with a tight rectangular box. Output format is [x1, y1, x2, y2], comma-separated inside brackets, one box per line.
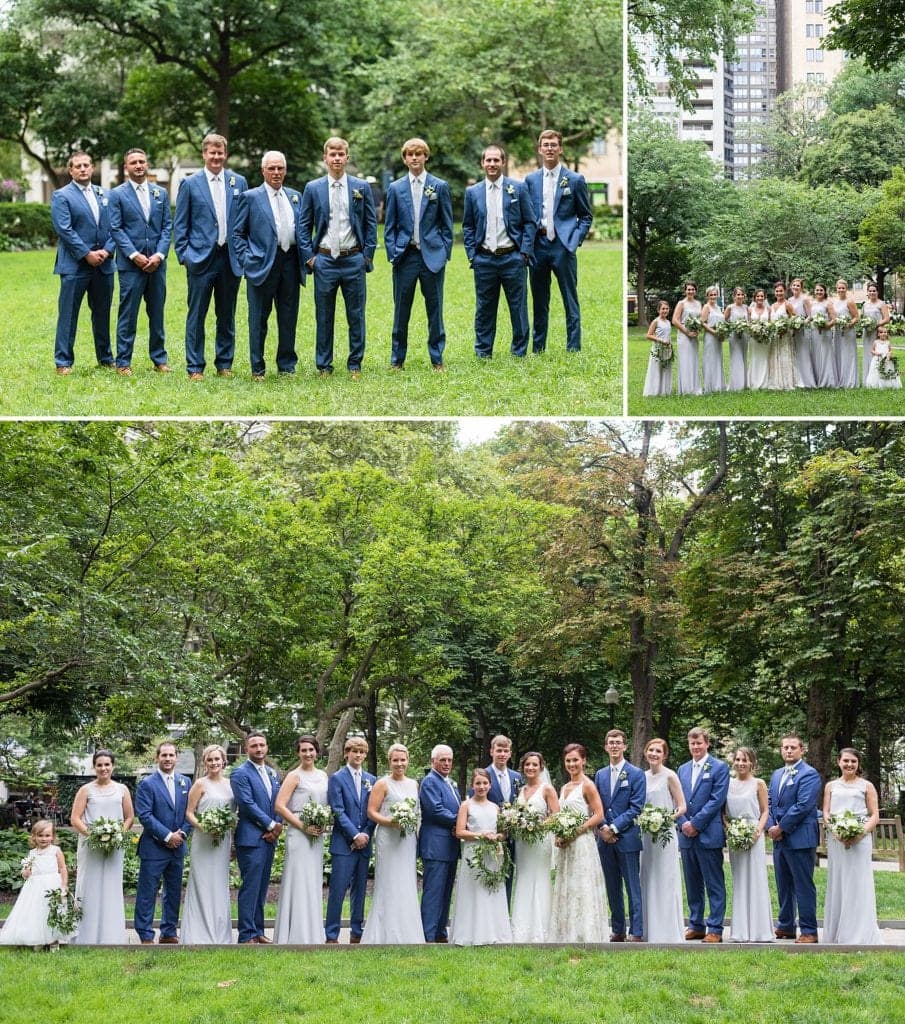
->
[864, 325, 901, 389]
[0, 820, 71, 948]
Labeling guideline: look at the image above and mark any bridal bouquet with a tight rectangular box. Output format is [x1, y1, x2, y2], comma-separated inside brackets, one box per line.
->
[729, 319, 748, 336]
[635, 803, 674, 848]
[650, 340, 673, 366]
[498, 801, 547, 844]
[86, 817, 126, 856]
[683, 314, 704, 335]
[856, 315, 878, 335]
[808, 312, 829, 333]
[711, 320, 732, 339]
[771, 315, 791, 338]
[834, 316, 852, 332]
[788, 314, 806, 332]
[46, 888, 82, 935]
[725, 816, 758, 851]
[748, 320, 772, 344]
[299, 801, 333, 841]
[465, 836, 511, 892]
[196, 805, 237, 847]
[827, 808, 866, 843]
[389, 796, 419, 837]
[547, 806, 587, 844]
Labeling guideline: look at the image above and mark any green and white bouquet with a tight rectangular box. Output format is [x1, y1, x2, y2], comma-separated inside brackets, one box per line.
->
[808, 312, 830, 333]
[683, 314, 704, 335]
[650, 340, 674, 366]
[389, 796, 419, 837]
[46, 888, 82, 935]
[196, 805, 237, 847]
[725, 816, 758, 851]
[498, 801, 547, 844]
[827, 808, 866, 843]
[788, 314, 806, 332]
[856, 315, 878, 335]
[771, 315, 791, 338]
[86, 817, 126, 856]
[465, 836, 511, 892]
[729, 319, 748, 337]
[547, 805, 587, 844]
[877, 355, 899, 381]
[711, 319, 732, 339]
[300, 800, 333, 841]
[748, 320, 772, 345]
[834, 316, 852, 332]
[635, 803, 674, 848]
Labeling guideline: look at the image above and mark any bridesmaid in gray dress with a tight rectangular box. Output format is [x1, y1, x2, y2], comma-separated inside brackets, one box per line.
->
[724, 748, 773, 942]
[183, 744, 235, 944]
[832, 279, 859, 388]
[672, 281, 702, 395]
[724, 287, 749, 391]
[810, 283, 837, 387]
[70, 749, 133, 945]
[273, 735, 330, 944]
[788, 279, 814, 388]
[860, 282, 890, 384]
[701, 286, 726, 394]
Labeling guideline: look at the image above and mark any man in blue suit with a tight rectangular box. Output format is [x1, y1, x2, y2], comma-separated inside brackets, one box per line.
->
[108, 149, 171, 375]
[483, 734, 522, 904]
[383, 137, 453, 370]
[174, 133, 248, 380]
[298, 136, 378, 378]
[418, 743, 461, 942]
[231, 731, 283, 943]
[325, 736, 376, 943]
[677, 726, 730, 942]
[134, 741, 191, 943]
[525, 129, 593, 353]
[595, 729, 646, 941]
[462, 144, 537, 358]
[767, 734, 821, 943]
[50, 151, 115, 374]
[229, 151, 303, 380]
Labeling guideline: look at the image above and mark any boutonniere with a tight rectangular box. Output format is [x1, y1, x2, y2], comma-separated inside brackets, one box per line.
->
[618, 770, 628, 782]
[228, 176, 236, 188]
[94, 186, 103, 197]
[151, 187, 161, 200]
[292, 194, 299, 204]
[702, 760, 712, 776]
[505, 184, 515, 196]
[786, 767, 799, 779]
[363, 778, 372, 792]
[424, 184, 437, 200]
[101, 198, 109, 207]
[179, 778, 187, 792]
[559, 175, 569, 190]
[352, 188, 363, 201]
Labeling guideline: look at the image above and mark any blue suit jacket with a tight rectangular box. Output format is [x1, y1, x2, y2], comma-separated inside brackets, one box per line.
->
[677, 756, 729, 850]
[767, 762, 820, 849]
[51, 180, 115, 276]
[595, 761, 646, 852]
[231, 759, 282, 847]
[229, 184, 303, 287]
[418, 769, 461, 861]
[108, 182, 172, 272]
[135, 770, 191, 861]
[174, 168, 247, 276]
[482, 765, 522, 807]
[524, 165, 593, 254]
[327, 765, 376, 856]
[384, 173, 453, 274]
[461, 176, 538, 264]
[297, 174, 378, 282]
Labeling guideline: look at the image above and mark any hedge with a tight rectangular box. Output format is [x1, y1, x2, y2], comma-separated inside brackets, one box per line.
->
[0, 202, 55, 251]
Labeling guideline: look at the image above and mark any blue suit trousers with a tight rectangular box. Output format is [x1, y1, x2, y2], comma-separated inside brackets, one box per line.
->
[773, 844, 817, 935]
[236, 841, 276, 942]
[115, 265, 168, 368]
[420, 858, 458, 941]
[325, 850, 369, 940]
[184, 246, 239, 374]
[313, 251, 367, 372]
[681, 842, 726, 934]
[390, 247, 445, 367]
[134, 852, 185, 940]
[472, 250, 529, 357]
[598, 842, 643, 937]
[246, 247, 300, 376]
[54, 269, 114, 368]
[530, 235, 581, 352]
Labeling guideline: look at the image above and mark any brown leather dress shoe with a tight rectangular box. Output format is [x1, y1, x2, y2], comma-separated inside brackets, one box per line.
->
[116, 366, 133, 376]
[775, 928, 796, 939]
[795, 934, 818, 943]
[188, 372, 204, 381]
[255, 935, 272, 944]
[685, 929, 706, 940]
[325, 938, 338, 944]
[610, 933, 626, 942]
[153, 363, 172, 373]
[350, 370, 362, 380]
[216, 369, 233, 377]
[627, 936, 645, 942]
[158, 936, 179, 944]
[55, 366, 74, 375]
[702, 933, 722, 943]
[349, 934, 361, 944]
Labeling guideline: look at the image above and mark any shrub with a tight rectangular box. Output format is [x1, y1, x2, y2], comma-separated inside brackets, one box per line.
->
[0, 203, 55, 251]
[590, 204, 622, 241]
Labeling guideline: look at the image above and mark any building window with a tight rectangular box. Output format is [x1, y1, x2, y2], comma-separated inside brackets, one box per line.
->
[816, 48, 824, 61]
[806, 48, 815, 61]
[591, 138, 607, 157]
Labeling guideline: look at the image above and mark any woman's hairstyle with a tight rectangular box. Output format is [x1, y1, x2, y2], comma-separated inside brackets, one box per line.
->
[201, 744, 228, 769]
[471, 767, 491, 784]
[29, 819, 55, 846]
[387, 742, 409, 759]
[92, 748, 115, 766]
[562, 742, 587, 762]
[838, 747, 863, 773]
[644, 737, 670, 760]
[519, 751, 547, 772]
[733, 746, 758, 772]
[814, 282, 827, 296]
[296, 734, 320, 755]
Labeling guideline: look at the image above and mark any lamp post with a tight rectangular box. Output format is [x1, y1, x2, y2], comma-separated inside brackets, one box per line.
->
[604, 685, 619, 731]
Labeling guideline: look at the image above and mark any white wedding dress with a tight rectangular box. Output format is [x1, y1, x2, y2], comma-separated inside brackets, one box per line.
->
[509, 786, 554, 942]
[362, 776, 424, 944]
[822, 779, 882, 944]
[72, 782, 128, 945]
[0, 845, 67, 946]
[273, 768, 329, 944]
[640, 769, 684, 942]
[450, 799, 512, 945]
[725, 778, 773, 942]
[182, 778, 235, 944]
[548, 785, 607, 943]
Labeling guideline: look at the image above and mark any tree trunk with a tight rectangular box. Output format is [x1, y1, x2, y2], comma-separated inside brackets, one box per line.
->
[635, 226, 649, 328]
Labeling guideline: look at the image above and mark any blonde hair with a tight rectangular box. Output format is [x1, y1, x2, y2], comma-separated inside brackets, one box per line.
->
[401, 137, 430, 159]
[202, 744, 228, 772]
[387, 743, 409, 759]
[29, 819, 55, 846]
[324, 136, 350, 155]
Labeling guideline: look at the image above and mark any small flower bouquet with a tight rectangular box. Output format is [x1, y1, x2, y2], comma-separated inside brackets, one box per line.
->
[389, 796, 419, 837]
[683, 314, 703, 335]
[771, 315, 791, 338]
[547, 805, 587, 844]
[46, 888, 82, 935]
[196, 805, 237, 847]
[808, 312, 829, 333]
[711, 320, 732, 339]
[300, 801, 333, 841]
[498, 801, 547, 844]
[86, 817, 126, 856]
[856, 315, 878, 335]
[725, 816, 758, 851]
[729, 319, 748, 337]
[827, 808, 866, 843]
[877, 355, 899, 381]
[465, 836, 511, 891]
[635, 803, 674, 848]
[651, 341, 674, 366]
[788, 314, 806, 332]
[834, 316, 852, 333]
[20, 852, 36, 875]
[748, 320, 772, 345]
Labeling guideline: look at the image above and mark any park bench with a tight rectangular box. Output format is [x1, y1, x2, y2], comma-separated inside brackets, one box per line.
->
[817, 815, 904, 871]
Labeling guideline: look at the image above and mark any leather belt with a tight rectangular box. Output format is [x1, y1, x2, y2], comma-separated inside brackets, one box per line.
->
[479, 245, 517, 257]
[318, 246, 361, 257]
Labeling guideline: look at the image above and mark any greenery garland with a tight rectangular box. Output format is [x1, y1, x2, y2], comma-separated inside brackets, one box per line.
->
[465, 836, 512, 892]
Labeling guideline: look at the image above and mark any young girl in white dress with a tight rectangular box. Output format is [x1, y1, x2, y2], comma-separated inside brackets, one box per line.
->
[724, 287, 749, 391]
[701, 286, 726, 393]
[509, 751, 559, 942]
[822, 748, 883, 944]
[860, 281, 890, 384]
[864, 325, 901, 389]
[183, 743, 236, 944]
[724, 748, 773, 942]
[0, 820, 70, 947]
[810, 283, 837, 388]
[672, 281, 703, 396]
[450, 768, 512, 945]
[643, 300, 673, 397]
[640, 738, 686, 943]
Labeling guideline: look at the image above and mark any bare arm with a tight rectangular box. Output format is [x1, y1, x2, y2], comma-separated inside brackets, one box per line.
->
[185, 779, 206, 830]
[755, 779, 769, 838]
[366, 779, 396, 828]
[667, 773, 686, 819]
[56, 847, 69, 891]
[70, 785, 89, 835]
[121, 786, 134, 832]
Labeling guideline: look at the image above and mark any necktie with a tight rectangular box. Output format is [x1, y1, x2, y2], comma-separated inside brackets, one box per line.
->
[691, 761, 702, 790]
[611, 765, 619, 797]
[137, 183, 150, 221]
[353, 769, 361, 798]
[83, 185, 99, 224]
[258, 764, 271, 795]
[486, 182, 499, 249]
[544, 170, 556, 241]
[211, 175, 227, 245]
[412, 176, 423, 247]
[165, 773, 175, 805]
[329, 181, 343, 258]
[779, 767, 793, 791]
[276, 190, 293, 252]
[498, 771, 510, 801]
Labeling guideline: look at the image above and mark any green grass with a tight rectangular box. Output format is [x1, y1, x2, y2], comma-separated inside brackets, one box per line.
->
[626, 326, 905, 416]
[0, 242, 621, 417]
[0, 947, 903, 1023]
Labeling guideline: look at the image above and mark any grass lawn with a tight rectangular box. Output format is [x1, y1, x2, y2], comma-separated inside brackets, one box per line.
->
[0, 947, 903, 1023]
[0, 241, 620, 418]
[626, 326, 905, 417]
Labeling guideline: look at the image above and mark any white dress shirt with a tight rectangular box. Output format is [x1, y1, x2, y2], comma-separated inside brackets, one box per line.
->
[483, 178, 513, 250]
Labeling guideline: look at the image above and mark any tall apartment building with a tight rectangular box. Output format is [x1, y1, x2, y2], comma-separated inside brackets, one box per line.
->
[776, 0, 847, 95]
[729, 0, 779, 180]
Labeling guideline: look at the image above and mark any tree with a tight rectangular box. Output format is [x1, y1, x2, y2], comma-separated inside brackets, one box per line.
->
[749, 82, 826, 180]
[801, 104, 905, 190]
[858, 168, 905, 296]
[826, 0, 905, 70]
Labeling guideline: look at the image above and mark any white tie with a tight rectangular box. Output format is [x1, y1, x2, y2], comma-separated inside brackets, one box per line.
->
[498, 771, 510, 801]
[412, 176, 423, 247]
[329, 181, 344, 258]
[211, 175, 227, 245]
[779, 767, 793, 792]
[544, 170, 556, 241]
[353, 769, 361, 799]
[258, 765, 271, 795]
[486, 183, 498, 249]
[276, 190, 293, 252]
[165, 773, 175, 805]
[83, 185, 99, 224]
[136, 183, 150, 221]
[611, 766, 619, 797]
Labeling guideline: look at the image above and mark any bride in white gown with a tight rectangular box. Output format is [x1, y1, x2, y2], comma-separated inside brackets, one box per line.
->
[362, 743, 424, 944]
[510, 752, 559, 942]
[548, 743, 607, 943]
